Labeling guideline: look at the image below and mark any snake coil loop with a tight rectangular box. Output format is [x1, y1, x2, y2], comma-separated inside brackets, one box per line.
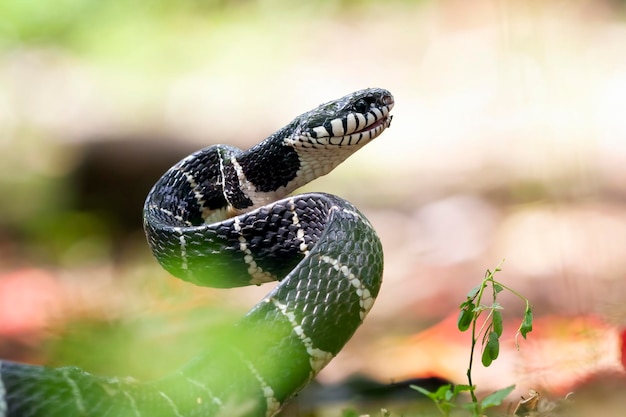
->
[0, 88, 394, 417]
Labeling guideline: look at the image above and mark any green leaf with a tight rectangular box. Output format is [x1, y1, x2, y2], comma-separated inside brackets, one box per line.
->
[481, 345, 493, 367]
[493, 283, 504, 293]
[480, 385, 515, 409]
[411, 383, 451, 401]
[433, 384, 453, 399]
[482, 331, 499, 366]
[466, 284, 481, 299]
[457, 304, 474, 332]
[411, 384, 435, 398]
[453, 384, 473, 394]
[461, 402, 483, 417]
[488, 330, 500, 359]
[492, 310, 503, 336]
[520, 306, 533, 339]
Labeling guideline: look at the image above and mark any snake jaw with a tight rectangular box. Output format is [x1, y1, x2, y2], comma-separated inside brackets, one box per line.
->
[292, 88, 394, 149]
[351, 112, 392, 135]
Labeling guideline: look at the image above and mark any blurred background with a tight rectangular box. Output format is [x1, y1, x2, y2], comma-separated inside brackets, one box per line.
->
[1, 0, 626, 414]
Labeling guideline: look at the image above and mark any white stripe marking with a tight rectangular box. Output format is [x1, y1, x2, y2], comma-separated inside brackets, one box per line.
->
[217, 151, 229, 206]
[98, 377, 141, 417]
[159, 391, 184, 417]
[179, 169, 209, 212]
[337, 206, 375, 229]
[185, 376, 224, 407]
[61, 368, 86, 414]
[242, 360, 281, 417]
[122, 390, 141, 417]
[319, 255, 375, 320]
[0, 361, 6, 417]
[269, 298, 334, 374]
[173, 227, 189, 270]
[230, 158, 251, 199]
[288, 198, 309, 255]
[233, 217, 276, 284]
[152, 205, 192, 226]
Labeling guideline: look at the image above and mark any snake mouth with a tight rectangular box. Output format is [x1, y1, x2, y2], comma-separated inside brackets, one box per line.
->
[293, 88, 394, 147]
[298, 111, 393, 148]
[353, 114, 393, 135]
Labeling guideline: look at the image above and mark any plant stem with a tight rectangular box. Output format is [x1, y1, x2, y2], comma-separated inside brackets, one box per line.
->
[466, 326, 479, 404]
[491, 281, 526, 300]
[466, 274, 490, 406]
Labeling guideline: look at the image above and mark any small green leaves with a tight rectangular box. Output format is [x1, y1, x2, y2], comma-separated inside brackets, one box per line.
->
[415, 260, 533, 417]
[457, 301, 475, 332]
[453, 384, 473, 394]
[411, 383, 451, 400]
[481, 385, 515, 409]
[516, 304, 534, 347]
[411, 383, 479, 416]
[481, 331, 500, 366]
[492, 310, 503, 336]
[520, 305, 533, 338]
[411, 384, 456, 415]
[466, 284, 481, 299]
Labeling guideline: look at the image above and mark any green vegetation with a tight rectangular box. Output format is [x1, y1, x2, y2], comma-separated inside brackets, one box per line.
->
[412, 262, 533, 417]
[0, 0, 419, 55]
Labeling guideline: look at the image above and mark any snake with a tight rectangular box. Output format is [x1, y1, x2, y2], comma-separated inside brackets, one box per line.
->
[0, 87, 394, 417]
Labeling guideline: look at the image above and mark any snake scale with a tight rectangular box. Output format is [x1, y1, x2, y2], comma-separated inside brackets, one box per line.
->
[0, 87, 394, 417]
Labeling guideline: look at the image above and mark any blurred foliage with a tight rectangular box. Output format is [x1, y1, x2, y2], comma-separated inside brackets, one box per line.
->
[44, 302, 244, 380]
[24, 211, 112, 266]
[0, 0, 420, 54]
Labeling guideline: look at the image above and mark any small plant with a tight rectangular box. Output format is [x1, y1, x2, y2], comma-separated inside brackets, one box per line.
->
[412, 261, 533, 416]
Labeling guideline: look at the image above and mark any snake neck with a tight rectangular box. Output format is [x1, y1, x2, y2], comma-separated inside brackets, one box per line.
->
[233, 133, 346, 207]
[222, 87, 394, 219]
[194, 133, 364, 223]
[146, 88, 393, 226]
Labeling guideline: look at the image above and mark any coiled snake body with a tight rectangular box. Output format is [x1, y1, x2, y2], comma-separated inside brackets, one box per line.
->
[0, 88, 394, 417]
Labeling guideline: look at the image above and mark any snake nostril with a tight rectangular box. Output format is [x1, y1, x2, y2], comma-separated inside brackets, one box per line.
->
[381, 94, 394, 106]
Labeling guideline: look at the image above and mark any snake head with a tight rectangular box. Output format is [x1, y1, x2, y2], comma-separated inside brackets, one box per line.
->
[290, 87, 394, 148]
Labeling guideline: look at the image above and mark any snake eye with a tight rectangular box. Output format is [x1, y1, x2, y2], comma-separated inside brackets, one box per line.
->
[354, 99, 369, 113]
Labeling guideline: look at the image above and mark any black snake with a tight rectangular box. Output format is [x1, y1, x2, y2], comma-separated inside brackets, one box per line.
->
[0, 87, 394, 417]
